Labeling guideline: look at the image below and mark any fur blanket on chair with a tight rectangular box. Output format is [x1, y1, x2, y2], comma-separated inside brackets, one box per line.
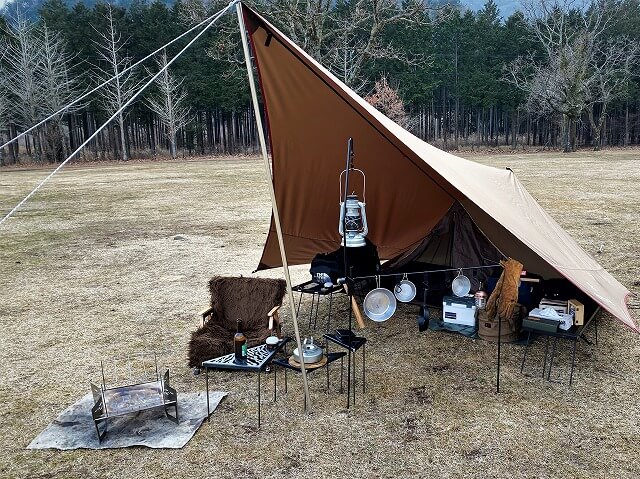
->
[188, 276, 287, 368]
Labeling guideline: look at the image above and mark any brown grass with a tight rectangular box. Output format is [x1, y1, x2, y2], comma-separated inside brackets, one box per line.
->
[0, 150, 638, 479]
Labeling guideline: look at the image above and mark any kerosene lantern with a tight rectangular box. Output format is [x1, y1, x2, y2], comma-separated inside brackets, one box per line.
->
[338, 167, 368, 248]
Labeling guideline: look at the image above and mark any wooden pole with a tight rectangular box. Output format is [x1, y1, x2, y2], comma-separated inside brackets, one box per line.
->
[235, 2, 312, 410]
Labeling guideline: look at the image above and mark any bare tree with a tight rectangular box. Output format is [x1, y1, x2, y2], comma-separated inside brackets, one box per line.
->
[92, 5, 142, 160]
[505, 0, 633, 152]
[146, 51, 192, 159]
[2, 12, 44, 156]
[323, 0, 429, 90]
[184, 0, 431, 91]
[0, 67, 10, 165]
[39, 26, 84, 162]
[584, 37, 638, 150]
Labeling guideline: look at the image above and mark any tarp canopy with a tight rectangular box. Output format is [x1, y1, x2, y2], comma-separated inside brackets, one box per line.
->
[241, 5, 636, 331]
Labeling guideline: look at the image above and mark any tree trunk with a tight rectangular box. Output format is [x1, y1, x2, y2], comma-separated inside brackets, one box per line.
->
[118, 112, 128, 161]
[624, 101, 629, 147]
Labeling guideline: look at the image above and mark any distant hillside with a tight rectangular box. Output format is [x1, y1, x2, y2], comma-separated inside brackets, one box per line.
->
[0, 0, 523, 20]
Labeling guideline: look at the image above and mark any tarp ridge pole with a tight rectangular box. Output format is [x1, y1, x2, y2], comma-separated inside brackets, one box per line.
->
[235, 1, 312, 411]
[0, 4, 232, 227]
[0, 6, 230, 152]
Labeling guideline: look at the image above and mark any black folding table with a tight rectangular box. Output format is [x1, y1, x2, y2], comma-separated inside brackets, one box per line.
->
[520, 308, 599, 385]
[292, 280, 345, 331]
[202, 338, 290, 427]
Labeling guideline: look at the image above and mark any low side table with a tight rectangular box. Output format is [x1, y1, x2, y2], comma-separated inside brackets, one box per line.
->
[323, 333, 366, 408]
[272, 352, 347, 408]
[293, 280, 345, 331]
[202, 338, 290, 427]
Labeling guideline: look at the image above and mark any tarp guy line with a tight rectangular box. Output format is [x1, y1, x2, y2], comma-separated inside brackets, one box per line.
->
[0, 2, 235, 227]
[0, 6, 230, 152]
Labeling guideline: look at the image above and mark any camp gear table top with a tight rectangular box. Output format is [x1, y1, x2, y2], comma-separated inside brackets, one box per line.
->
[520, 308, 599, 385]
[202, 338, 290, 427]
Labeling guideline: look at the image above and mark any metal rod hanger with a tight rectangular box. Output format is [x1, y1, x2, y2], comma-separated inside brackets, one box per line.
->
[349, 263, 502, 281]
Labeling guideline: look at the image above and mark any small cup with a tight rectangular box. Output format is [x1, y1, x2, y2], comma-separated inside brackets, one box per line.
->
[265, 336, 279, 351]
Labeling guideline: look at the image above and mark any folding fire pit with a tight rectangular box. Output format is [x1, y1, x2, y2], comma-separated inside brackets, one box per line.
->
[90, 354, 179, 442]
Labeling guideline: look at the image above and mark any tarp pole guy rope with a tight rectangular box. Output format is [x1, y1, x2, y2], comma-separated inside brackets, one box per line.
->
[0, 2, 236, 227]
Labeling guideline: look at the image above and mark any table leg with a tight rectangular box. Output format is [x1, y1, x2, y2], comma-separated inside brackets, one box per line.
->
[308, 293, 316, 328]
[258, 371, 261, 428]
[314, 294, 320, 330]
[521, 331, 531, 373]
[570, 338, 578, 386]
[362, 344, 366, 394]
[326, 358, 330, 394]
[296, 290, 303, 316]
[206, 368, 210, 422]
[346, 348, 352, 408]
[352, 348, 357, 405]
[327, 292, 333, 332]
[547, 337, 557, 381]
[542, 336, 550, 378]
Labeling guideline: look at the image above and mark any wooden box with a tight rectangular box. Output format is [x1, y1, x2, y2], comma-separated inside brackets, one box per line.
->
[568, 299, 585, 326]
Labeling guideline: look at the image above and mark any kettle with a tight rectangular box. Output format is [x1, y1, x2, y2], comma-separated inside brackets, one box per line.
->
[292, 337, 323, 364]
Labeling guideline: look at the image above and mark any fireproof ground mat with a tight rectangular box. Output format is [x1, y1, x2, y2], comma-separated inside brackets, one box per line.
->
[27, 390, 226, 450]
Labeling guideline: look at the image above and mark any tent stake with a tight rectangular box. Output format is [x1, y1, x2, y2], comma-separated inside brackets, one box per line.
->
[235, 2, 312, 411]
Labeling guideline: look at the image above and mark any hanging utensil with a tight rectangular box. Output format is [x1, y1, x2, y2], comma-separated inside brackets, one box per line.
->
[451, 268, 471, 297]
[417, 282, 430, 332]
[394, 273, 417, 303]
[363, 276, 396, 322]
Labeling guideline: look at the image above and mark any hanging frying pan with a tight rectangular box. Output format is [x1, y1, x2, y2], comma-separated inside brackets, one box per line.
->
[452, 269, 471, 297]
[394, 273, 417, 303]
[417, 283, 430, 332]
[363, 276, 397, 322]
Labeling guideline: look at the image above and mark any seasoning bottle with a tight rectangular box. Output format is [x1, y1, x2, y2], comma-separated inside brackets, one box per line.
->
[234, 320, 247, 361]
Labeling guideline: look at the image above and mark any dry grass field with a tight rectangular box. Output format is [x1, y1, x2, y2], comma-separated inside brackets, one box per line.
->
[0, 149, 639, 479]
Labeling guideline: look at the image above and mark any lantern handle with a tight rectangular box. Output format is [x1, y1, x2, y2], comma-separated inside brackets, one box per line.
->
[339, 168, 366, 204]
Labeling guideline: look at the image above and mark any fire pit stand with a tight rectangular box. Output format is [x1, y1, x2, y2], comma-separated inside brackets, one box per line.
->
[90, 354, 179, 442]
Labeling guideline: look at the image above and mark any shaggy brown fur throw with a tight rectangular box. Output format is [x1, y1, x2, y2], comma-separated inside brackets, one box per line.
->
[486, 258, 523, 321]
[188, 276, 286, 368]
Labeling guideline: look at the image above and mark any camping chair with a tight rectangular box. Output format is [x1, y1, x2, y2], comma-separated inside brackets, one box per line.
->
[187, 276, 287, 368]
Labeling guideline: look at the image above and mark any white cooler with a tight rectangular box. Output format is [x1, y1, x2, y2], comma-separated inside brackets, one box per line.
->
[442, 295, 478, 327]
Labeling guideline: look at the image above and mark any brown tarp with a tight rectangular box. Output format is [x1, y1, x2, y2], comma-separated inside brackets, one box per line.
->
[241, 5, 636, 331]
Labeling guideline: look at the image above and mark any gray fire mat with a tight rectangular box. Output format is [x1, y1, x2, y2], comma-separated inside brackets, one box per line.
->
[27, 390, 226, 450]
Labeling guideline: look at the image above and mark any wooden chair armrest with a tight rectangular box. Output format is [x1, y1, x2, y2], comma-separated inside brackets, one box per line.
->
[267, 305, 281, 335]
[199, 306, 214, 327]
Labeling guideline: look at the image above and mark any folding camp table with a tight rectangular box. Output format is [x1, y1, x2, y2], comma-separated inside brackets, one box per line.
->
[520, 308, 599, 385]
[202, 338, 290, 427]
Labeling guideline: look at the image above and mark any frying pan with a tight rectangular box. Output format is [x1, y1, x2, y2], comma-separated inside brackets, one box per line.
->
[394, 273, 417, 303]
[452, 269, 471, 297]
[363, 276, 397, 322]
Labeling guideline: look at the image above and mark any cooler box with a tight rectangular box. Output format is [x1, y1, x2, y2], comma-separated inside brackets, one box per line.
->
[442, 295, 477, 327]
